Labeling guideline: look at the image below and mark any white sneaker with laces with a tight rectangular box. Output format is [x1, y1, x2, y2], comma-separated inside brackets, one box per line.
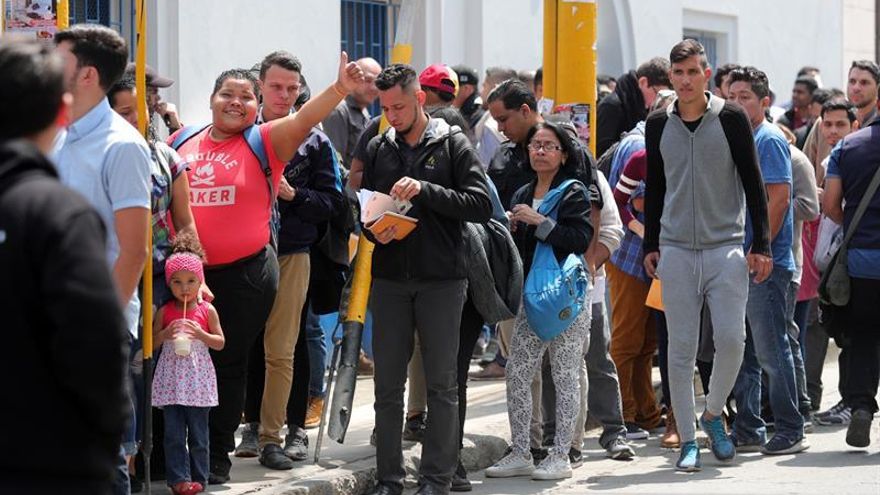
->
[486, 451, 534, 478]
[532, 453, 573, 480]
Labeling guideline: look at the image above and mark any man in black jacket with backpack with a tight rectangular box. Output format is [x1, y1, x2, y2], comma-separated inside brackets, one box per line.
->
[362, 64, 492, 495]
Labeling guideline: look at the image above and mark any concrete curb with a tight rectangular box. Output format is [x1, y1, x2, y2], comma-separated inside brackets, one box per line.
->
[259, 433, 509, 495]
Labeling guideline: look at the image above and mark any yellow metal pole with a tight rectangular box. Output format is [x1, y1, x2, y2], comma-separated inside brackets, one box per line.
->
[542, 0, 558, 104]
[345, 0, 416, 325]
[134, 2, 154, 492]
[136, 0, 151, 359]
[56, 0, 69, 30]
[546, 0, 597, 155]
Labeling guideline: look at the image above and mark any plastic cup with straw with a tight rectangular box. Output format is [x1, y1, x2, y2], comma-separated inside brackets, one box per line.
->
[174, 295, 191, 356]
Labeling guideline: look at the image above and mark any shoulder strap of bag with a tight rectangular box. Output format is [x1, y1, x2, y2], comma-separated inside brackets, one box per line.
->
[840, 160, 880, 248]
[537, 179, 582, 219]
[170, 123, 211, 151]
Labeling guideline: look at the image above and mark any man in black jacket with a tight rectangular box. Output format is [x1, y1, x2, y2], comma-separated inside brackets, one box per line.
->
[0, 37, 129, 495]
[596, 57, 671, 156]
[362, 64, 492, 495]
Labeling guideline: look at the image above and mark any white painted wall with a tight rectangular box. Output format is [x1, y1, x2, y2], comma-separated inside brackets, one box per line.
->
[611, 0, 848, 98]
[409, 0, 544, 82]
[141, 0, 868, 124]
[153, 0, 341, 125]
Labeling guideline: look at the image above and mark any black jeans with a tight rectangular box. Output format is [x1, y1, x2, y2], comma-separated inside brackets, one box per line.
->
[205, 246, 279, 477]
[245, 296, 311, 429]
[456, 299, 485, 449]
[371, 278, 467, 493]
[844, 277, 880, 413]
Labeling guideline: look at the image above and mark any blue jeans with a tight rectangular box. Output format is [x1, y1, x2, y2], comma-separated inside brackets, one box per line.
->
[734, 266, 803, 443]
[164, 406, 210, 486]
[305, 306, 327, 398]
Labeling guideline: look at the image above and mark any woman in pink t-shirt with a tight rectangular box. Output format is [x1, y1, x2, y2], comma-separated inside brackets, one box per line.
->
[167, 53, 363, 484]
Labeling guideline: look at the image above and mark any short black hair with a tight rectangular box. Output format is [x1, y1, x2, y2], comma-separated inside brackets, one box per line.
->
[810, 87, 834, 105]
[517, 69, 535, 88]
[523, 121, 580, 177]
[294, 74, 310, 110]
[821, 100, 857, 122]
[428, 106, 470, 133]
[669, 39, 709, 70]
[794, 76, 818, 94]
[108, 73, 136, 107]
[797, 66, 820, 77]
[849, 60, 880, 84]
[597, 74, 616, 86]
[535, 67, 543, 87]
[485, 66, 518, 84]
[212, 68, 260, 99]
[714, 63, 741, 88]
[54, 24, 129, 91]
[728, 66, 771, 100]
[375, 63, 418, 92]
[0, 37, 66, 140]
[259, 50, 302, 81]
[636, 57, 671, 87]
[486, 78, 537, 111]
[425, 86, 455, 103]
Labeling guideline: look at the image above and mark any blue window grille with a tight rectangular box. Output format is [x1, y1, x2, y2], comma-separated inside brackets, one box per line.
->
[69, 0, 135, 59]
[341, 0, 398, 115]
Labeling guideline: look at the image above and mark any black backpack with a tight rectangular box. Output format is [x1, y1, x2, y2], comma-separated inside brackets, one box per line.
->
[310, 153, 357, 315]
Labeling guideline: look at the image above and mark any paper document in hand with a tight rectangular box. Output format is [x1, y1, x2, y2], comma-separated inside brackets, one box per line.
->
[357, 189, 413, 223]
[357, 189, 418, 240]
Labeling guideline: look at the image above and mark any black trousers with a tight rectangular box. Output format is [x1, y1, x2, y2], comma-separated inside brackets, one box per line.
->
[371, 278, 467, 492]
[205, 247, 279, 476]
[456, 299, 485, 449]
[844, 277, 880, 413]
[244, 295, 311, 429]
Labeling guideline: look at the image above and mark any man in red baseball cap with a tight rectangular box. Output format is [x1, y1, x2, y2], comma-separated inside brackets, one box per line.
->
[419, 64, 458, 108]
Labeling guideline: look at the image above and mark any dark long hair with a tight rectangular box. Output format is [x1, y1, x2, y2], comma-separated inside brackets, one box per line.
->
[522, 121, 580, 178]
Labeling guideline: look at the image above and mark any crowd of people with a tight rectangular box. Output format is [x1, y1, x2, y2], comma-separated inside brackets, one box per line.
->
[0, 24, 878, 495]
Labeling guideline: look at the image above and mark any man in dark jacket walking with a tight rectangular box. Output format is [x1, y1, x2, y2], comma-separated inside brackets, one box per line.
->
[596, 57, 671, 156]
[362, 64, 492, 495]
[0, 37, 129, 495]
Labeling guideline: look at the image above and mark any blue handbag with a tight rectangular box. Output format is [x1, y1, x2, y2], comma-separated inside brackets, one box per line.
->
[522, 179, 590, 341]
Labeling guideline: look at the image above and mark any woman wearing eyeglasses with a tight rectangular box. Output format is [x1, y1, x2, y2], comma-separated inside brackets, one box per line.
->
[486, 121, 593, 481]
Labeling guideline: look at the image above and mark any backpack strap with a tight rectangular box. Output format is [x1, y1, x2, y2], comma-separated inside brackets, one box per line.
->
[242, 124, 274, 201]
[537, 179, 582, 219]
[170, 123, 211, 151]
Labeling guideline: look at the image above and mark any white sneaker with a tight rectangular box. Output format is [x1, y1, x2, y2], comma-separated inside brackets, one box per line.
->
[485, 451, 535, 478]
[532, 453, 573, 480]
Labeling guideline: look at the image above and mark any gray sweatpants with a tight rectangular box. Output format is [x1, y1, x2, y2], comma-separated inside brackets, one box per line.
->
[659, 245, 749, 443]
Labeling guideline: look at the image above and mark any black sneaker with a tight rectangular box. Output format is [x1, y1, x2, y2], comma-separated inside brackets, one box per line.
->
[760, 434, 809, 455]
[260, 443, 295, 470]
[568, 448, 583, 468]
[450, 460, 472, 492]
[846, 409, 873, 448]
[208, 471, 230, 485]
[403, 413, 427, 442]
[129, 474, 143, 493]
[625, 422, 649, 440]
[530, 447, 548, 465]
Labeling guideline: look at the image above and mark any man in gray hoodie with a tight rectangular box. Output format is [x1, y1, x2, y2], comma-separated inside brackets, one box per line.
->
[643, 39, 772, 472]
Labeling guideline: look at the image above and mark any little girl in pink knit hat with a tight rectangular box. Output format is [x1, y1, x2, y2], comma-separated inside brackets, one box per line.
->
[152, 232, 225, 495]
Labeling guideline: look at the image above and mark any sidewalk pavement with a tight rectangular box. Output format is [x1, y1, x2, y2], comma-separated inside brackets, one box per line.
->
[147, 346, 879, 495]
[147, 373, 511, 495]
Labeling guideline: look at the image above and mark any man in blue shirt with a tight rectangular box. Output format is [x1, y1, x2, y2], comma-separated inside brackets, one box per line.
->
[823, 115, 880, 449]
[53, 24, 151, 494]
[727, 67, 807, 455]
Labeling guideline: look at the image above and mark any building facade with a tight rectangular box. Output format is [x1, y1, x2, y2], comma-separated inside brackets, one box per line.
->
[67, 0, 875, 124]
